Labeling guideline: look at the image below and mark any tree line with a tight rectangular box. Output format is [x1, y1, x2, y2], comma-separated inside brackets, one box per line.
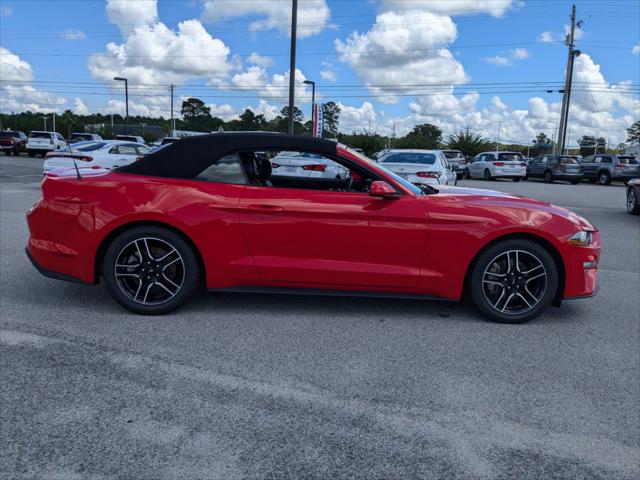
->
[1, 97, 637, 158]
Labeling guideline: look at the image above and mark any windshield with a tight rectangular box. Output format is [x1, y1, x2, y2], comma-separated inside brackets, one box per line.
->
[618, 156, 639, 164]
[442, 151, 463, 159]
[275, 151, 324, 159]
[497, 153, 523, 162]
[29, 132, 51, 139]
[383, 152, 437, 164]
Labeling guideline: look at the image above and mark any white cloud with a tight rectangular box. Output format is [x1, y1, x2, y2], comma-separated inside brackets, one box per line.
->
[89, 1, 233, 87]
[336, 10, 466, 103]
[381, 0, 517, 17]
[247, 53, 274, 69]
[320, 69, 337, 82]
[73, 97, 89, 115]
[538, 31, 556, 43]
[201, 0, 331, 38]
[538, 24, 584, 43]
[62, 29, 86, 41]
[483, 48, 529, 66]
[230, 67, 313, 104]
[337, 102, 377, 133]
[106, 0, 158, 34]
[0, 48, 67, 114]
[0, 6, 12, 16]
[633, 43, 640, 55]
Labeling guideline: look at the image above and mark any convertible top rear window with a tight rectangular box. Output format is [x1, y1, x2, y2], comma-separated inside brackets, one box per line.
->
[384, 153, 436, 164]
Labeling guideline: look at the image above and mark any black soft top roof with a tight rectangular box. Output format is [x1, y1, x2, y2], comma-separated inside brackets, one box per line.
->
[117, 132, 338, 178]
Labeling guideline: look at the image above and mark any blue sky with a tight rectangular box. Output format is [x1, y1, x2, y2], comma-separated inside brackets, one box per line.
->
[0, 0, 638, 144]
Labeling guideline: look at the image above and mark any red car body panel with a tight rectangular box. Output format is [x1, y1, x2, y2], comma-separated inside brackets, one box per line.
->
[26, 145, 600, 302]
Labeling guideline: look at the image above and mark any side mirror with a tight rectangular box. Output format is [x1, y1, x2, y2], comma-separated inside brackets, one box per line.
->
[370, 180, 399, 199]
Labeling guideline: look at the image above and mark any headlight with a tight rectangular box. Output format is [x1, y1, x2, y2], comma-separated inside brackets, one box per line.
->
[568, 230, 594, 246]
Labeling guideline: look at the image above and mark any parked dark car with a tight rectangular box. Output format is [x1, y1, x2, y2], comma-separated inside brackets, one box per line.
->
[525, 154, 583, 184]
[581, 154, 640, 185]
[0, 131, 27, 155]
[626, 178, 640, 215]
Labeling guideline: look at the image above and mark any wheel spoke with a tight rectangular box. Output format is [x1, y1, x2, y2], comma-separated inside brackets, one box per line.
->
[492, 289, 506, 309]
[526, 272, 546, 283]
[134, 240, 144, 262]
[522, 285, 541, 306]
[156, 248, 177, 262]
[132, 279, 143, 301]
[162, 273, 180, 290]
[142, 283, 153, 304]
[143, 238, 155, 260]
[522, 264, 544, 276]
[162, 257, 180, 271]
[155, 280, 177, 298]
[483, 279, 504, 287]
[501, 293, 515, 312]
[516, 292, 533, 309]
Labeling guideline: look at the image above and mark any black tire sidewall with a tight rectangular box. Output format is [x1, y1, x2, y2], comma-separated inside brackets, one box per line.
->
[102, 226, 200, 314]
[484, 169, 491, 181]
[469, 239, 559, 323]
[598, 172, 610, 185]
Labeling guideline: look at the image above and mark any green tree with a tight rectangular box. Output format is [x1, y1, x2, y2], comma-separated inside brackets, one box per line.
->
[322, 101, 340, 139]
[180, 97, 212, 130]
[446, 130, 493, 159]
[396, 123, 442, 149]
[627, 121, 640, 144]
[337, 133, 387, 157]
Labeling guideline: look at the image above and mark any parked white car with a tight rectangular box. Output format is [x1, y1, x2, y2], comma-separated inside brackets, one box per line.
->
[462, 151, 527, 181]
[269, 151, 349, 179]
[379, 149, 457, 186]
[442, 150, 466, 177]
[43, 140, 151, 174]
[27, 131, 67, 156]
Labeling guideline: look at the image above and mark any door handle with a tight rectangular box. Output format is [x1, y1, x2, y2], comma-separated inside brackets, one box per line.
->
[245, 204, 284, 215]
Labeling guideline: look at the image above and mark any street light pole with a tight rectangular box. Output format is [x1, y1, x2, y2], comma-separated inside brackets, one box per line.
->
[287, 0, 298, 135]
[41, 116, 48, 131]
[556, 5, 581, 155]
[114, 77, 129, 134]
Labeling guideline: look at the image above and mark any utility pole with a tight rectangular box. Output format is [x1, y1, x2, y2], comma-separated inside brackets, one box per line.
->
[41, 116, 48, 131]
[556, 5, 581, 155]
[287, 0, 298, 135]
[495, 121, 501, 151]
[52, 112, 56, 132]
[170, 84, 175, 135]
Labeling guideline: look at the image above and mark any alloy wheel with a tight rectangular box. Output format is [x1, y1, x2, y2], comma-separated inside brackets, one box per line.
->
[114, 237, 185, 305]
[482, 249, 547, 316]
[628, 189, 638, 214]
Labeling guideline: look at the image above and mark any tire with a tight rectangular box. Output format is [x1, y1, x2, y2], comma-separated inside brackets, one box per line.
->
[468, 239, 558, 324]
[627, 188, 640, 215]
[27, 150, 35, 157]
[597, 171, 611, 185]
[522, 175, 528, 181]
[512, 178, 521, 182]
[544, 170, 553, 183]
[462, 169, 470, 180]
[570, 180, 580, 185]
[483, 169, 492, 181]
[102, 226, 201, 315]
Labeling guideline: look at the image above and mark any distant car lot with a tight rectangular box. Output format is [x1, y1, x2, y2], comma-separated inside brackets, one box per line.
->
[1, 153, 638, 479]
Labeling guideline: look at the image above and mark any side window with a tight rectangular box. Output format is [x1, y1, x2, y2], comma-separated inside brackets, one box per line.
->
[540, 156, 548, 164]
[112, 145, 139, 155]
[484, 154, 494, 162]
[601, 157, 612, 164]
[593, 156, 601, 163]
[195, 153, 247, 185]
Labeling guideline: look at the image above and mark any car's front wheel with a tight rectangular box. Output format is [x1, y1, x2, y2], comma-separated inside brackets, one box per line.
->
[462, 169, 470, 180]
[469, 239, 558, 323]
[627, 187, 640, 215]
[483, 169, 492, 181]
[102, 226, 201, 314]
[598, 171, 611, 185]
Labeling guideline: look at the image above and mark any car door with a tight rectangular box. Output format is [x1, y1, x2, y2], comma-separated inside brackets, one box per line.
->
[583, 156, 599, 178]
[237, 156, 429, 289]
[469, 155, 484, 177]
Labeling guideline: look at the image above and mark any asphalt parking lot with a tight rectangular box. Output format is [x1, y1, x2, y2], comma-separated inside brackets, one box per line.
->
[1, 154, 639, 479]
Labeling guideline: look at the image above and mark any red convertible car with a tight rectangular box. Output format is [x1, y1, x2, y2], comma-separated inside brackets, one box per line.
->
[26, 133, 600, 323]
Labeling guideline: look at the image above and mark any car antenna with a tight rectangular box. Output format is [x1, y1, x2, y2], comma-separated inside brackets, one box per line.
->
[67, 138, 82, 180]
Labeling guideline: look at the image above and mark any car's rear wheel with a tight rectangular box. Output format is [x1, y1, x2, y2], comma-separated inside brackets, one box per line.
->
[102, 226, 200, 314]
[483, 169, 492, 181]
[544, 170, 553, 183]
[598, 171, 611, 185]
[462, 169, 470, 180]
[469, 239, 558, 323]
[27, 150, 35, 157]
[570, 180, 580, 185]
[627, 187, 640, 215]
[512, 178, 521, 182]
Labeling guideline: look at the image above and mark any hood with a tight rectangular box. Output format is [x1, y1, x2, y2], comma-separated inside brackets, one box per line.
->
[427, 185, 596, 231]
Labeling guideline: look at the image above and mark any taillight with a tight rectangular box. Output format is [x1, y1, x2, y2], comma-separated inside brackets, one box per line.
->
[74, 155, 93, 162]
[615, 164, 625, 168]
[271, 162, 280, 168]
[302, 164, 327, 172]
[416, 171, 440, 178]
[135, 156, 144, 162]
[520, 163, 526, 167]
[493, 161, 505, 166]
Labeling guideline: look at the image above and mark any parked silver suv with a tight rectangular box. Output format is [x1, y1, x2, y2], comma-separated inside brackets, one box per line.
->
[581, 154, 640, 185]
